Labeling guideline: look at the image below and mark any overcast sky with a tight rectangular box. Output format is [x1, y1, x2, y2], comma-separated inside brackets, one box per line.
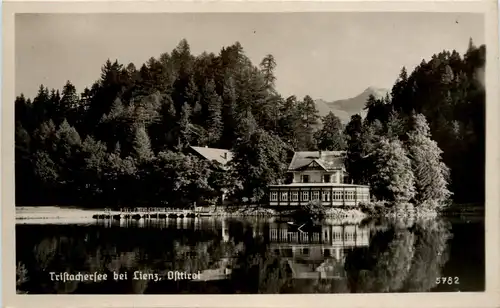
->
[16, 12, 484, 101]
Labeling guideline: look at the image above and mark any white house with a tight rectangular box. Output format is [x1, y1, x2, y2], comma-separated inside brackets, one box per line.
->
[268, 150, 370, 207]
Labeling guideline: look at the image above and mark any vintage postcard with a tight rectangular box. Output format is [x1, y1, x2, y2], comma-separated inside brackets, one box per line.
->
[2, 1, 499, 308]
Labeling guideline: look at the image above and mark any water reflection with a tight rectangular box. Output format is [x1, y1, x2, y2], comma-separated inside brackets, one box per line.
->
[15, 216, 483, 294]
[268, 223, 369, 280]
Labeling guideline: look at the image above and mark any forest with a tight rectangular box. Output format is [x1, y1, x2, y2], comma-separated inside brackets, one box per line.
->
[14, 38, 485, 208]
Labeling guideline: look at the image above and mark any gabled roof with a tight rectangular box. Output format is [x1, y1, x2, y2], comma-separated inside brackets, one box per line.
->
[294, 159, 328, 171]
[189, 146, 233, 165]
[288, 151, 346, 171]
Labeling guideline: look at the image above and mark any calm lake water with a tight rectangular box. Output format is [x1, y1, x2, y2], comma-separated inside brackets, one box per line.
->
[16, 215, 484, 294]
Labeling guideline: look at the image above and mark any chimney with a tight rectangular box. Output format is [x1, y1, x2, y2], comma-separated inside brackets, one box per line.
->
[223, 152, 228, 160]
[319, 150, 322, 158]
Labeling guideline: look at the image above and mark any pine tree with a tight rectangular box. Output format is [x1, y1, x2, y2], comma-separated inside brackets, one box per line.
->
[364, 94, 388, 124]
[297, 95, 320, 150]
[15, 122, 31, 158]
[236, 113, 258, 141]
[315, 112, 346, 150]
[467, 37, 476, 53]
[299, 95, 320, 129]
[177, 103, 192, 149]
[15, 94, 34, 132]
[33, 120, 57, 152]
[220, 76, 238, 148]
[345, 114, 364, 184]
[48, 89, 61, 125]
[370, 137, 415, 203]
[79, 136, 108, 198]
[172, 39, 196, 113]
[32, 85, 51, 127]
[56, 120, 82, 148]
[260, 54, 277, 91]
[406, 114, 451, 206]
[276, 95, 301, 149]
[386, 109, 406, 139]
[132, 125, 153, 162]
[154, 95, 177, 150]
[59, 81, 79, 125]
[53, 120, 82, 195]
[106, 98, 126, 121]
[344, 118, 384, 185]
[15, 122, 34, 204]
[205, 80, 223, 146]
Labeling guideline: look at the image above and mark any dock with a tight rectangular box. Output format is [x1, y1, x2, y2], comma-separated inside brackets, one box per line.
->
[92, 208, 210, 220]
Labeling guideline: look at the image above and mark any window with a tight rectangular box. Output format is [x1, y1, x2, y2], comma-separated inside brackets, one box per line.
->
[291, 191, 299, 201]
[323, 174, 331, 183]
[302, 191, 309, 201]
[333, 191, 342, 200]
[322, 191, 330, 202]
[332, 173, 338, 183]
[302, 175, 310, 183]
[324, 249, 331, 257]
[270, 191, 278, 201]
[312, 191, 320, 200]
[281, 191, 288, 201]
[334, 230, 341, 241]
[346, 191, 353, 200]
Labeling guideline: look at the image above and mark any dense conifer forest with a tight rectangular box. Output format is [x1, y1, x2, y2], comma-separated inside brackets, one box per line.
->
[14, 38, 485, 208]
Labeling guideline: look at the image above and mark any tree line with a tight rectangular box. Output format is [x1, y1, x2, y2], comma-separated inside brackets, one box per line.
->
[15, 38, 485, 207]
[344, 39, 485, 206]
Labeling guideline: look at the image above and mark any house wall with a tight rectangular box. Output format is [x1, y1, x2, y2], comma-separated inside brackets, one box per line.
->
[293, 170, 343, 183]
[268, 186, 370, 207]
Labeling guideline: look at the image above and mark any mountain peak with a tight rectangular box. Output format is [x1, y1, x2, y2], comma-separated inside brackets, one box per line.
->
[362, 86, 389, 96]
[314, 86, 390, 123]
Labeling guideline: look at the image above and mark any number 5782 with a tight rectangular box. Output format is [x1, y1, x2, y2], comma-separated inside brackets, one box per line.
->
[436, 277, 459, 285]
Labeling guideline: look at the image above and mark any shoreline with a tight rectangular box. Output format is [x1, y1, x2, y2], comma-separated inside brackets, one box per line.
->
[15, 205, 482, 225]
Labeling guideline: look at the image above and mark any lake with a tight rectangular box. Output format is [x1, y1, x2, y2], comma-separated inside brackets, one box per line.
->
[15, 215, 484, 294]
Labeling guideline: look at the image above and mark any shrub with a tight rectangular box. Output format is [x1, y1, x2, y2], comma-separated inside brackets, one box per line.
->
[359, 201, 386, 215]
[293, 199, 326, 220]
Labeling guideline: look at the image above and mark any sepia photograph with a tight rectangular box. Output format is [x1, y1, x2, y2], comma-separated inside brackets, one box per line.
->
[3, 1, 499, 307]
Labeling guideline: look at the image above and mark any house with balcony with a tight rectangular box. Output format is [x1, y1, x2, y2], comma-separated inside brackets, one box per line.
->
[268, 150, 370, 207]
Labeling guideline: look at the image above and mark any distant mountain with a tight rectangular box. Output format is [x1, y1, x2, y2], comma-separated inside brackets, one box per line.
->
[315, 87, 389, 123]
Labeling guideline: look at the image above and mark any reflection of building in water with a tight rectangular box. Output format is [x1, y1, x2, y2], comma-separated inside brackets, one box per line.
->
[268, 223, 370, 279]
[222, 220, 230, 242]
[220, 220, 265, 242]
